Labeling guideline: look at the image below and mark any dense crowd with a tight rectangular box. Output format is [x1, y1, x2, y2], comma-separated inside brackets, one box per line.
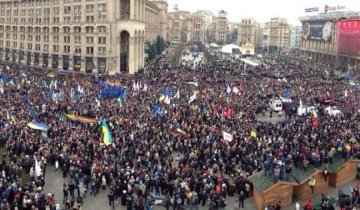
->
[0, 51, 359, 210]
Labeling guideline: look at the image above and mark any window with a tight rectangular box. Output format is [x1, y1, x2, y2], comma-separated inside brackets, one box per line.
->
[20, 35, 25, 40]
[74, 6, 81, 14]
[74, 16, 81, 23]
[53, 7, 59, 14]
[53, 36, 59, 43]
[64, 36, 70, 43]
[98, 15, 106, 22]
[28, 43, 32, 50]
[86, 5, 94, 12]
[64, 6, 71, 14]
[35, 44, 41, 51]
[98, 47, 106, 55]
[75, 36, 81, 44]
[44, 18, 50, 24]
[44, 44, 49, 51]
[86, 16, 94, 23]
[53, 27, 59, 33]
[44, 8, 50, 15]
[36, 9, 41, 15]
[44, 36, 49, 42]
[74, 27, 81, 33]
[6, 41, 10, 47]
[53, 45, 59, 52]
[86, 27, 94, 33]
[35, 35, 41, 42]
[27, 35, 32, 41]
[63, 27, 70, 33]
[98, 3, 106, 12]
[12, 34, 17, 40]
[86, 47, 94, 54]
[98, 26, 106, 33]
[20, 42, 24, 49]
[53, 17, 59, 24]
[63, 17, 71, 23]
[98, 37, 106, 44]
[64, 46, 70, 53]
[13, 42, 17, 48]
[86, 37, 93, 44]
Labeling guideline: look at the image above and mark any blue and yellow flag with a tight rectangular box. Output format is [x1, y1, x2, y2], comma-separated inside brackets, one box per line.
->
[250, 127, 257, 138]
[101, 119, 113, 146]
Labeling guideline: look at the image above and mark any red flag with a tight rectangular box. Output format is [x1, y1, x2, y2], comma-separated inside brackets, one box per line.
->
[312, 118, 319, 129]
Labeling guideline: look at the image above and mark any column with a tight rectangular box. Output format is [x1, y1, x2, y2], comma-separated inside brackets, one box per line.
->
[15, 51, 19, 64]
[48, 55, 52, 69]
[80, 57, 85, 72]
[134, 37, 138, 72]
[130, 0, 135, 20]
[138, 37, 141, 69]
[128, 37, 135, 74]
[69, 56, 74, 71]
[141, 37, 144, 67]
[23, 53, 27, 65]
[93, 57, 98, 73]
[39, 54, 43, 68]
[30, 52, 34, 66]
[58, 55, 63, 70]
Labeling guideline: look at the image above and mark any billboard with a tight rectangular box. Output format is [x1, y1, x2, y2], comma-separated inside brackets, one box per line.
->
[337, 20, 360, 56]
[302, 21, 333, 42]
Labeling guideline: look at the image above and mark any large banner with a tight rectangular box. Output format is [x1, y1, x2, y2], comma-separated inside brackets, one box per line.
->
[338, 20, 360, 56]
[302, 21, 333, 42]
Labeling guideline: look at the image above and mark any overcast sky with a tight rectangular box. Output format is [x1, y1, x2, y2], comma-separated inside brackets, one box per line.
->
[167, 0, 360, 25]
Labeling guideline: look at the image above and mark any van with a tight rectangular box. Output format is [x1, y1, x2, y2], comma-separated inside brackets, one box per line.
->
[297, 105, 315, 116]
[269, 99, 283, 112]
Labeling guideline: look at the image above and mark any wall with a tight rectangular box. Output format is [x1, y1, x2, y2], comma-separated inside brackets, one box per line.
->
[329, 161, 358, 187]
[294, 171, 328, 200]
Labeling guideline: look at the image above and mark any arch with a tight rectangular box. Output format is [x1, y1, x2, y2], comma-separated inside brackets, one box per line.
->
[73, 26, 81, 33]
[120, 30, 130, 73]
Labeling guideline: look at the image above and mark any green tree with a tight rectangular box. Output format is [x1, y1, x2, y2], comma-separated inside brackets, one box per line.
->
[155, 36, 165, 55]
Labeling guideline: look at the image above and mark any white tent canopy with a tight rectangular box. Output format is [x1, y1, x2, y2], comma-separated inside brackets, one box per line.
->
[240, 58, 260, 67]
[221, 44, 241, 54]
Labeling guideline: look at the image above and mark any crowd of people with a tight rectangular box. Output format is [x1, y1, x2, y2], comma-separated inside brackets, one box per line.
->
[0, 49, 359, 210]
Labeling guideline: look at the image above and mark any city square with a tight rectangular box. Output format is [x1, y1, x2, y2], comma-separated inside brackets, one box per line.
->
[0, 0, 360, 210]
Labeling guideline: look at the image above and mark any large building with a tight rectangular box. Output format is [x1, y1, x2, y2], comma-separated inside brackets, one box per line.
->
[268, 18, 290, 51]
[289, 26, 302, 49]
[0, 0, 146, 74]
[238, 18, 257, 46]
[145, 0, 168, 43]
[299, 11, 360, 67]
[189, 13, 205, 44]
[211, 10, 228, 45]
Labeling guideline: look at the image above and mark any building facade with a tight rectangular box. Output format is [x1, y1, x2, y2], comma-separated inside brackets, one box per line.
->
[238, 18, 257, 46]
[189, 13, 205, 44]
[145, 0, 168, 43]
[268, 18, 290, 51]
[299, 12, 360, 67]
[289, 26, 302, 49]
[212, 10, 228, 45]
[0, 0, 145, 74]
[167, 11, 191, 43]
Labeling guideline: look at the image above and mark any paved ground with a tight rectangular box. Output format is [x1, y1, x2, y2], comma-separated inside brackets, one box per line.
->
[255, 110, 286, 123]
[43, 165, 358, 210]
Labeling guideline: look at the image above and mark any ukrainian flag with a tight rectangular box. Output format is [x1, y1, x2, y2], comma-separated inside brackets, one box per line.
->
[250, 127, 257, 138]
[101, 119, 113, 146]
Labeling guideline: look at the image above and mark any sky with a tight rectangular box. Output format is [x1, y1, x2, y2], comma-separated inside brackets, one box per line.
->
[167, 0, 360, 26]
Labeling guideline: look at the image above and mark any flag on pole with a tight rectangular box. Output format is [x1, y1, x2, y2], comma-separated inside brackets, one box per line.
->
[35, 159, 42, 178]
[222, 131, 233, 142]
[226, 85, 231, 94]
[164, 96, 171, 104]
[101, 119, 113, 146]
[174, 90, 180, 99]
[250, 127, 257, 138]
[188, 92, 197, 104]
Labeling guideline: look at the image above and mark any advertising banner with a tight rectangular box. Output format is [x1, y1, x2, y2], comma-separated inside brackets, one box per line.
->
[302, 21, 333, 42]
[338, 20, 360, 56]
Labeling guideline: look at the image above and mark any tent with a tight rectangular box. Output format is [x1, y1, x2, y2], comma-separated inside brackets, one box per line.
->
[221, 44, 241, 54]
[240, 58, 260, 67]
[27, 122, 50, 131]
[65, 114, 97, 124]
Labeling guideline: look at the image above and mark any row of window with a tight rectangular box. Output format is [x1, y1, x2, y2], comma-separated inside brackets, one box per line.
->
[0, 0, 101, 8]
[0, 34, 107, 44]
[0, 4, 106, 16]
[0, 26, 107, 34]
[0, 41, 107, 55]
[0, 14, 107, 24]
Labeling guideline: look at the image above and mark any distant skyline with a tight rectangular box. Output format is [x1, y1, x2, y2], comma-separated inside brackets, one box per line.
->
[167, 0, 360, 25]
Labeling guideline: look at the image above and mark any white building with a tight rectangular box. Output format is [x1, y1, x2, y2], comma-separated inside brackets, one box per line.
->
[289, 26, 302, 49]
